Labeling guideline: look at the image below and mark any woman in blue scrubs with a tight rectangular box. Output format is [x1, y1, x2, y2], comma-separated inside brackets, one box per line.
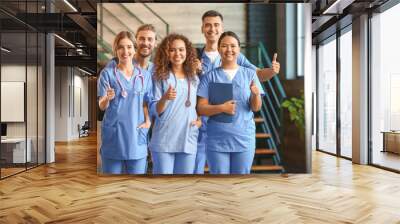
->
[149, 33, 201, 174]
[197, 31, 264, 174]
[194, 10, 281, 174]
[98, 31, 152, 174]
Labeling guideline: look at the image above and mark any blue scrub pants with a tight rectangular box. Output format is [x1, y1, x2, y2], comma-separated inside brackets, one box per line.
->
[206, 149, 255, 174]
[101, 157, 147, 174]
[194, 150, 206, 174]
[151, 152, 196, 174]
[194, 130, 207, 174]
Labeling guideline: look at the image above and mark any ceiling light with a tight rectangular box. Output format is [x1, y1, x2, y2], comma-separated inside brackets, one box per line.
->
[1, 47, 11, 53]
[54, 34, 75, 48]
[63, 0, 78, 12]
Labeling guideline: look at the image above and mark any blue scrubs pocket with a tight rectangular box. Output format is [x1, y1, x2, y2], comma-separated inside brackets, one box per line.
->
[188, 125, 199, 146]
[138, 128, 149, 145]
[101, 125, 117, 149]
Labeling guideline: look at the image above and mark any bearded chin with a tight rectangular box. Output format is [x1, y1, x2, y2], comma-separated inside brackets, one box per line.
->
[138, 50, 151, 58]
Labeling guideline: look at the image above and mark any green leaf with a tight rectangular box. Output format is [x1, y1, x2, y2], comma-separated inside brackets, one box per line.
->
[282, 100, 291, 107]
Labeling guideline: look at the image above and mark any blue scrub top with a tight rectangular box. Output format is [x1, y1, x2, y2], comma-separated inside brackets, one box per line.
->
[197, 66, 265, 153]
[98, 63, 153, 160]
[106, 58, 156, 118]
[197, 51, 258, 149]
[149, 71, 199, 154]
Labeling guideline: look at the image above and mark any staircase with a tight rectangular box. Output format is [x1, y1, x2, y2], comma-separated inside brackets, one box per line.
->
[247, 42, 287, 173]
[252, 116, 284, 173]
[97, 3, 170, 63]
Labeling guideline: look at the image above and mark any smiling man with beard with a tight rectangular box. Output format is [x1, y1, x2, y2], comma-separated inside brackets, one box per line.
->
[133, 24, 157, 72]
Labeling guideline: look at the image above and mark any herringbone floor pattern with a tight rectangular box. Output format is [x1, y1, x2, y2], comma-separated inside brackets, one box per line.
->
[1, 135, 400, 223]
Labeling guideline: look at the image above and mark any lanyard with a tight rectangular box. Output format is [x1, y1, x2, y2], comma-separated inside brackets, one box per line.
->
[114, 65, 144, 98]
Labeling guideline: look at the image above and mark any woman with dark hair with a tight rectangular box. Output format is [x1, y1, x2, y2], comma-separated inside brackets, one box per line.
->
[197, 31, 265, 174]
[149, 33, 201, 174]
[98, 31, 152, 174]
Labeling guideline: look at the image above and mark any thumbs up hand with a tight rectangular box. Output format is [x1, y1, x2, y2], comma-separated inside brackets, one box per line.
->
[250, 80, 260, 96]
[106, 82, 115, 101]
[272, 53, 280, 75]
[162, 84, 177, 100]
[195, 58, 203, 73]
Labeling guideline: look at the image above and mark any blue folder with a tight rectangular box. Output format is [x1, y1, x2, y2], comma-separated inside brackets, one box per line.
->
[209, 82, 233, 123]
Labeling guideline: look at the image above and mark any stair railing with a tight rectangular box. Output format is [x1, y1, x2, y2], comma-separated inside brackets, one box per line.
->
[248, 42, 288, 167]
[142, 3, 170, 36]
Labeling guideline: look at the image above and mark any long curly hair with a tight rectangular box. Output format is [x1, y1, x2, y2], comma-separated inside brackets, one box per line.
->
[153, 33, 198, 81]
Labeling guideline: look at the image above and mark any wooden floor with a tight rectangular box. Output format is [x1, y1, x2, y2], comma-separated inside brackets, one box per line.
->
[0, 167, 26, 178]
[372, 150, 400, 171]
[1, 135, 400, 223]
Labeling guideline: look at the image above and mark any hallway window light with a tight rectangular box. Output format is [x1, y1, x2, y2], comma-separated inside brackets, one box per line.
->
[54, 34, 75, 48]
[1, 47, 11, 53]
[63, 0, 78, 12]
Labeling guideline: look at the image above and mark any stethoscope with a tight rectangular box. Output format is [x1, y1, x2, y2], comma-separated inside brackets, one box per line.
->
[114, 64, 144, 98]
[163, 72, 191, 107]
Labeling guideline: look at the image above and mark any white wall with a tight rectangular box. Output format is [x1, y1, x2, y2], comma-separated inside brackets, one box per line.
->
[72, 73, 89, 138]
[54, 67, 89, 141]
[55, 66, 69, 141]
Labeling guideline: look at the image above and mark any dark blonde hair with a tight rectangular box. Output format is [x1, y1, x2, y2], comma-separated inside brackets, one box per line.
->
[136, 24, 156, 38]
[153, 33, 198, 81]
[112, 31, 135, 57]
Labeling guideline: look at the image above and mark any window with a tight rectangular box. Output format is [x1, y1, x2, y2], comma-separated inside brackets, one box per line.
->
[317, 36, 337, 154]
[371, 2, 400, 171]
[297, 4, 304, 77]
[339, 28, 352, 158]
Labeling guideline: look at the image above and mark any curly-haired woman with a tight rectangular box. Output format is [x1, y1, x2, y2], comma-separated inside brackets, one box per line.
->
[149, 34, 201, 174]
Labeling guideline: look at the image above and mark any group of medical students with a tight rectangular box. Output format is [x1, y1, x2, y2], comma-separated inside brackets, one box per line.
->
[98, 10, 280, 175]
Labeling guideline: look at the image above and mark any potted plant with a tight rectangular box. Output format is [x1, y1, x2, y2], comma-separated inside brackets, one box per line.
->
[281, 92, 305, 139]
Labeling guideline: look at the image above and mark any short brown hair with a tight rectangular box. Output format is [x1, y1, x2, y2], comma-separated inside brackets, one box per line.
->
[136, 24, 156, 37]
[112, 31, 135, 56]
[201, 10, 223, 22]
